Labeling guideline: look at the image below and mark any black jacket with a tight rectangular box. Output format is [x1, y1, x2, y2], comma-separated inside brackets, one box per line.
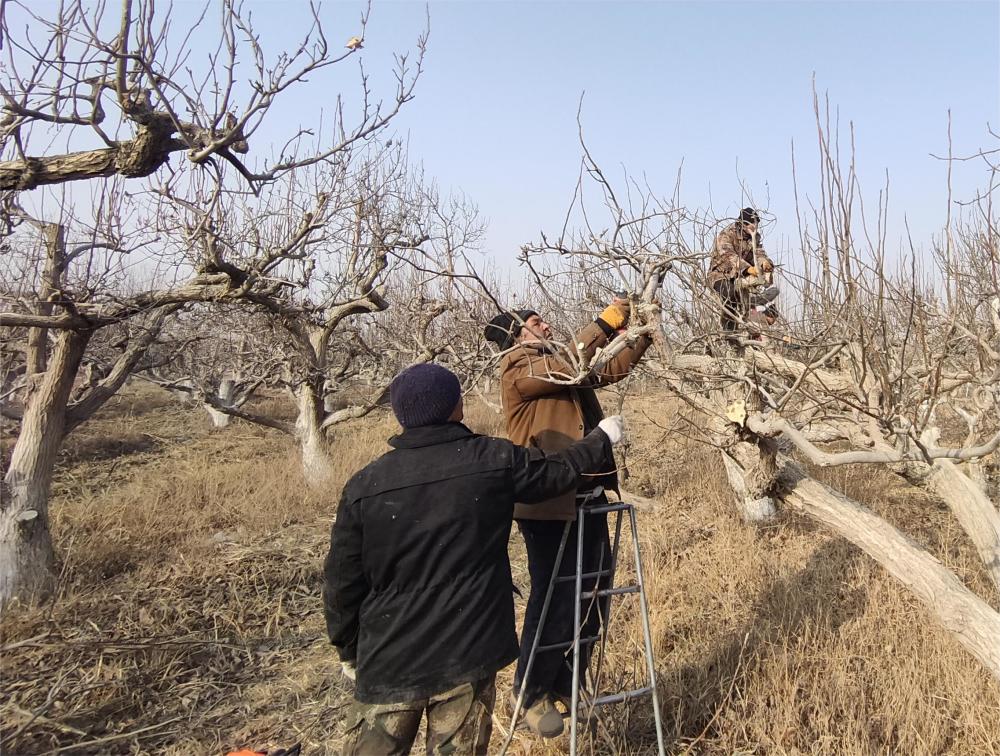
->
[323, 421, 611, 703]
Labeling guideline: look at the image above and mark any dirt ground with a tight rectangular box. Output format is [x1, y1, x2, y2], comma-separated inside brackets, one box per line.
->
[1, 383, 998, 754]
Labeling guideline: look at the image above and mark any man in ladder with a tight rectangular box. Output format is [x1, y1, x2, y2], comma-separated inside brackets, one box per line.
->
[708, 207, 780, 335]
[485, 301, 652, 739]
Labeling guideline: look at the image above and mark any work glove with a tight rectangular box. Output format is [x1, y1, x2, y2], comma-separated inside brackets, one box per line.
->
[341, 661, 357, 681]
[745, 265, 759, 277]
[597, 415, 625, 445]
[598, 301, 630, 330]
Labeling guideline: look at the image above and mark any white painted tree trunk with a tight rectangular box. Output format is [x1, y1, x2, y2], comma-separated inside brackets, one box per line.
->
[323, 394, 338, 414]
[721, 452, 777, 522]
[0, 331, 88, 607]
[780, 462, 1000, 682]
[965, 461, 991, 500]
[296, 385, 334, 488]
[715, 376, 779, 524]
[204, 404, 231, 428]
[204, 378, 235, 428]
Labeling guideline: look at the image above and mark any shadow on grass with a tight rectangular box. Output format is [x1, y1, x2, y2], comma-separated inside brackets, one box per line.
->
[59, 433, 161, 465]
[652, 537, 867, 753]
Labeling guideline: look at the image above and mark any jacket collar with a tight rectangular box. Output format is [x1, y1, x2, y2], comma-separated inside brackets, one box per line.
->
[517, 341, 555, 356]
[388, 422, 476, 449]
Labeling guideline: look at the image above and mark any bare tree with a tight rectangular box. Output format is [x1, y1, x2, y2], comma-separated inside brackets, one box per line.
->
[0, 0, 429, 606]
[0, 196, 182, 605]
[1, 0, 425, 191]
[146, 148, 485, 485]
[137, 305, 281, 428]
[500, 108, 1000, 682]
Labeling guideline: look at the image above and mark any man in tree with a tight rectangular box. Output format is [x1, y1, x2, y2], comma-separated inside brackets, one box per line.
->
[707, 207, 780, 334]
[323, 363, 624, 755]
[484, 302, 652, 739]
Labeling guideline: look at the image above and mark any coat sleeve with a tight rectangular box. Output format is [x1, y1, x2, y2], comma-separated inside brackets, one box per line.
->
[322, 490, 368, 664]
[509, 429, 612, 504]
[576, 313, 652, 387]
[509, 349, 578, 399]
[754, 237, 773, 270]
[515, 320, 616, 392]
[572, 321, 611, 363]
[593, 333, 653, 386]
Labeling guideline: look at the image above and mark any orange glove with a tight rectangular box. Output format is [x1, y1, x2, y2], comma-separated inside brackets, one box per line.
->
[745, 266, 759, 277]
[599, 302, 629, 330]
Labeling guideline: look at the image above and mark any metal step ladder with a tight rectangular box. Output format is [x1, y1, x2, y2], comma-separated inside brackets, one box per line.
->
[502, 488, 666, 756]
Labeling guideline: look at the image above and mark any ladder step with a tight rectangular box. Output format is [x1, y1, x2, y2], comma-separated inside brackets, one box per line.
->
[581, 585, 639, 600]
[555, 570, 612, 583]
[537, 635, 599, 653]
[581, 502, 633, 515]
[591, 686, 653, 707]
[575, 487, 605, 504]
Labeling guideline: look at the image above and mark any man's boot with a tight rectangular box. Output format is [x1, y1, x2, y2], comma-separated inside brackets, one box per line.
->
[510, 692, 564, 738]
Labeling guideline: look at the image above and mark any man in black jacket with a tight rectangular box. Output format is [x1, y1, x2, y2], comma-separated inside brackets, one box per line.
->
[323, 363, 622, 755]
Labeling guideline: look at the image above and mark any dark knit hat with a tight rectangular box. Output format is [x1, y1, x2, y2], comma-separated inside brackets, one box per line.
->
[389, 363, 462, 428]
[484, 309, 538, 350]
[739, 207, 760, 224]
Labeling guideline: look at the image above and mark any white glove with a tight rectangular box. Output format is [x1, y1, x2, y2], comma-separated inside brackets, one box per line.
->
[341, 661, 357, 681]
[597, 415, 624, 445]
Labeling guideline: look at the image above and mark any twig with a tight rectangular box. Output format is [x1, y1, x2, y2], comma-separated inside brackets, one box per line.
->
[42, 717, 184, 754]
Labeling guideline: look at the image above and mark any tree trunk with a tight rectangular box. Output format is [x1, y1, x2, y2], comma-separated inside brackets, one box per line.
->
[779, 461, 1000, 682]
[924, 459, 1000, 596]
[722, 451, 777, 522]
[714, 370, 779, 523]
[0, 330, 89, 607]
[296, 384, 334, 488]
[204, 378, 235, 429]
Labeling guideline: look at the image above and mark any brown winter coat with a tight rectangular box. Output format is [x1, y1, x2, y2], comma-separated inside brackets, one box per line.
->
[707, 221, 773, 287]
[500, 320, 652, 520]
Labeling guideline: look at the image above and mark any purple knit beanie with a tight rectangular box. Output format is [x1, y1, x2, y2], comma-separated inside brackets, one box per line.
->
[389, 363, 462, 428]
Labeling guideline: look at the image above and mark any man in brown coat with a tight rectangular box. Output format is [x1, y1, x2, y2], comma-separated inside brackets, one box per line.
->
[708, 207, 779, 333]
[484, 301, 652, 738]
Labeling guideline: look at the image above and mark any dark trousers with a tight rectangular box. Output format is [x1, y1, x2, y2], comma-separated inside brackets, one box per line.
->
[713, 279, 744, 332]
[514, 505, 613, 706]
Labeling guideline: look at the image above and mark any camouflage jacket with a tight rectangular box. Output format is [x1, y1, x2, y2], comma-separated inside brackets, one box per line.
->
[708, 222, 772, 287]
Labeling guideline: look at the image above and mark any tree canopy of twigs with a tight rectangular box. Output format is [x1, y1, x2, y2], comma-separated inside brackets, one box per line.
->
[502, 102, 1000, 681]
[0, 0, 433, 608]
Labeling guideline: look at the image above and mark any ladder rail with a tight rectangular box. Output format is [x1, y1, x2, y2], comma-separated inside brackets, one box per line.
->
[497, 520, 572, 756]
[629, 503, 666, 755]
[577, 505, 625, 737]
[569, 499, 586, 756]
[501, 495, 666, 756]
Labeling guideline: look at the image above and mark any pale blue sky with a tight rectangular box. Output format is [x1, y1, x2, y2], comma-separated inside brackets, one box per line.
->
[14, 1, 1000, 267]
[324, 0, 1000, 264]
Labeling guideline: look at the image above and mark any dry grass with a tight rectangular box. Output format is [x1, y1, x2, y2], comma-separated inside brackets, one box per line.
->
[1, 383, 999, 754]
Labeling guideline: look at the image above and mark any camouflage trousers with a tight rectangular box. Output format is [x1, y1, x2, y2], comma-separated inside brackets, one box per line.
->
[341, 675, 496, 755]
